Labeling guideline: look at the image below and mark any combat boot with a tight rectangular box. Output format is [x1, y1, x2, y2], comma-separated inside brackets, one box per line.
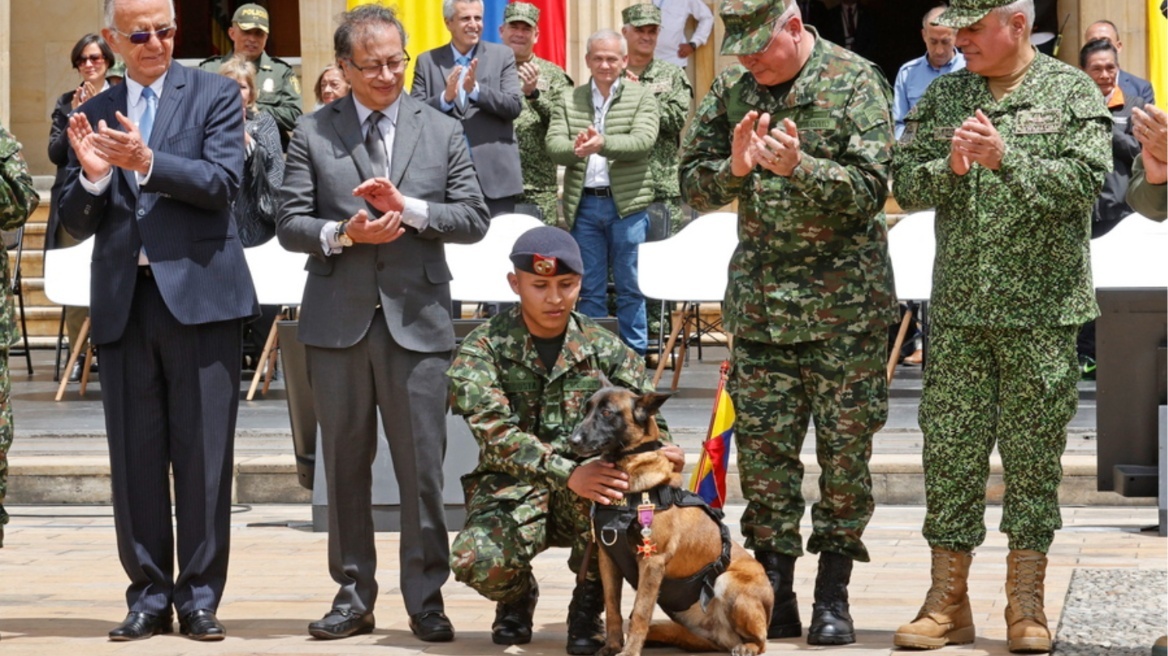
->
[1004, 549, 1051, 653]
[755, 551, 801, 638]
[893, 548, 975, 649]
[565, 577, 604, 655]
[492, 573, 538, 645]
[808, 551, 855, 645]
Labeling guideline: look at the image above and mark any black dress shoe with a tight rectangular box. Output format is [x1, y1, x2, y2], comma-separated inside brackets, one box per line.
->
[180, 609, 226, 641]
[308, 608, 375, 640]
[68, 360, 83, 383]
[409, 611, 454, 642]
[108, 611, 173, 641]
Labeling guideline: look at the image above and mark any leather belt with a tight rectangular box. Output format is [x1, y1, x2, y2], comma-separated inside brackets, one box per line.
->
[582, 186, 612, 197]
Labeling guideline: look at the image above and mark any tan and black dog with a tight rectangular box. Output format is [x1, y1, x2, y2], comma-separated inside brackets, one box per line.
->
[568, 386, 772, 656]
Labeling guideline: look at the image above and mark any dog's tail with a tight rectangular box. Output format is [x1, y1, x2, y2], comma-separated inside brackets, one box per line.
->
[646, 620, 721, 653]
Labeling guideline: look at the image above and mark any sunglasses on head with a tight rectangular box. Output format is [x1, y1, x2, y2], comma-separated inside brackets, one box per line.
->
[114, 26, 176, 45]
[75, 54, 107, 66]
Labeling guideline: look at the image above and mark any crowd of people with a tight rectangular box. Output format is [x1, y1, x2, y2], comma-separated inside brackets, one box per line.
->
[0, 0, 1163, 652]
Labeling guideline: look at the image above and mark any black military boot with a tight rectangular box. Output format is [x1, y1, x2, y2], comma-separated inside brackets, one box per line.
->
[755, 551, 801, 638]
[807, 551, 855, 645]
[565, 577, 604, 655]
[492, 573, 538, 645]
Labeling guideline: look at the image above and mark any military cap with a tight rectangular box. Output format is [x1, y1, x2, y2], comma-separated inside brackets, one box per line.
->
[623, 3, 662, 27]
[503, 2, 540, 26]
[719, 0, 793, 56]
[510, 226, 583, 276]
[106, 60, 126, 81]
[933, 0, 1017, 29]
[233, 3, 270, 33]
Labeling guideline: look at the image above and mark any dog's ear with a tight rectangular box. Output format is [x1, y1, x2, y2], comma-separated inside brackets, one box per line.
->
[633, 391, 671, 426]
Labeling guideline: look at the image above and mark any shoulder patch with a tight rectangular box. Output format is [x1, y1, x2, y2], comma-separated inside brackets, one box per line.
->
[899, 121, 918, 145]
[853, 107, 887, 132]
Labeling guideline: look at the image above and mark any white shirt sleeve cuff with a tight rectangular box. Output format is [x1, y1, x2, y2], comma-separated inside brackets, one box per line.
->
[136, 152, 156, 187]
[402, 196, 430, 231]
[80, 169, 113, 195]
[320, 220, 342, 256]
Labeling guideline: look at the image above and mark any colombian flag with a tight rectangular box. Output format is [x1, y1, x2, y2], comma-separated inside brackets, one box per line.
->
[1151, 0, 1167, 109]
[689, 362, 734, 508]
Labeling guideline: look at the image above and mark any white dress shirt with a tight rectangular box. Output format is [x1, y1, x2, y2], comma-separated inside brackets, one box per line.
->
[652, 0, 715, 68]
[584, 78, 620, 189]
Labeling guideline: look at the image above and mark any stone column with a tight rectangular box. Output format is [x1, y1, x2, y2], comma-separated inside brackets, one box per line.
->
[298, 0, 348, 113]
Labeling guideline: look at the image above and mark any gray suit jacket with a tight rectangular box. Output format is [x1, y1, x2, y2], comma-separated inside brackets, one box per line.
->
[411, 41, 524, 200]
[276, 93, 489, 352]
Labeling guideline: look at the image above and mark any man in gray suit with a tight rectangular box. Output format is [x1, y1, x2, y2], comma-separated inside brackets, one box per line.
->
[411, 0, 524, 216]
[276, 4, 489, 644]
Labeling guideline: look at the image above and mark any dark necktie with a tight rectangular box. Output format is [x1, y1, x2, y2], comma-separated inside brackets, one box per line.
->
[365, 111, 387, 177]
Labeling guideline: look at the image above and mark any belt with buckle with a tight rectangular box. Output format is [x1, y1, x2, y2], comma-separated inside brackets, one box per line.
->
[582, 186, 612, 197]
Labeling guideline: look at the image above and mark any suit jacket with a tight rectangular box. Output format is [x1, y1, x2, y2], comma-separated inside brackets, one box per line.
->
[46, 89, 76, 251]
[411, 41, 524, 200]
[1119, 69, 1155, 106]
[276, 93, 490, 352]
[57, 62, 258, 345]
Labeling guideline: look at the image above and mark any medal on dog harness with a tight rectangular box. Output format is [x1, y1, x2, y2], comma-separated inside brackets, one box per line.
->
[636, 496, 658, 557]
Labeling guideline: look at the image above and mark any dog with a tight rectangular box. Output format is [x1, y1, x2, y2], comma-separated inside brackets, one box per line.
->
[568, 385, 772, 656]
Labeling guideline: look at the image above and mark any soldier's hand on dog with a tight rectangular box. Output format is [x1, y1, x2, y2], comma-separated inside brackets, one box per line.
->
[661, 443, 685, 473]
[568, 461, 628, 505]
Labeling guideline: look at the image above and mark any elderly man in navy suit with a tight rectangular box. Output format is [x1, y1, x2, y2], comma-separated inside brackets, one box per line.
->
[58, 0, 257, 642]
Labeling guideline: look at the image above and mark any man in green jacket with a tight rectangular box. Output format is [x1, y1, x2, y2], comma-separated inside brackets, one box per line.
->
[547, 30, 659, 357]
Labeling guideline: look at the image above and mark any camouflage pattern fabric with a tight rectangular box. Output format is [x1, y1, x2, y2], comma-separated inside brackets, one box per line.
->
[448, 307, 668, 600]
[200, 51, 303, 139]
[730, 333, 887, 563]
[919, 324, 1079, 554]
[635, 58, 692, 233]
[893, 53, 1110, 557]
[679, 29, 897, 346]
[515, 56, 573, 226]
[0, 122, 39, 548]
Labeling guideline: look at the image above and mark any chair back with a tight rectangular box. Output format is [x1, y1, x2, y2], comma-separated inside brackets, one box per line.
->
[244, 239, 310, 306]
[887, 211, 935, 301]
[447, 213, 545, 303]
[43, 238, 94, 307]
[637, 211, 738, 302]
[1091, 213, 1168, 288]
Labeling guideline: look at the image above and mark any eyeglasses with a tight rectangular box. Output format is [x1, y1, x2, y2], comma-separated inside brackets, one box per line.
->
[75, 55, 107, 66]
[346, 54, 411, 78]
[113, 26, 176, 45]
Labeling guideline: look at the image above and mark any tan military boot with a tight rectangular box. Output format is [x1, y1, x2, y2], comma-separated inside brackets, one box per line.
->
[893, 548, 976, 649]
[1004, 549, 1051, 653]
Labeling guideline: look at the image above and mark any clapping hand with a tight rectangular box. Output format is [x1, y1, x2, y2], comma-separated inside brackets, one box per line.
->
[951, 109, 1005, 174]
[353, 177, 405, 214]
[574, 125, 604, 158]
[518, 61, 540, 96]
[1132, 105, 1167, 184]
[345, 208, 405, 245]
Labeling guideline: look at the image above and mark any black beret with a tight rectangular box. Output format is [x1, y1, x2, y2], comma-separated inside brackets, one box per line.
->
[509, 226, 584, 276]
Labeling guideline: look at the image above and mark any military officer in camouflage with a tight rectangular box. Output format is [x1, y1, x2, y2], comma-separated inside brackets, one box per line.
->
[500, 2, 573, 226]
[199, 4, 302, 147]
[890, 0, 1111, 651]
[679, 0, 895, 645]
[0, 122, 40, 549]
[621, 3, 693, 233]
[448, 226, 680, 654]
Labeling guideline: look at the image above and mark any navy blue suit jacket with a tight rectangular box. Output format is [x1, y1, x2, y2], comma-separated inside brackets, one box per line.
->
[58, 62, 258, 345]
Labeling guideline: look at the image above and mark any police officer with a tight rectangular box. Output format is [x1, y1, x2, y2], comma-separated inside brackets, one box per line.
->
[199, 3, 301, 147]
[621, 3, 693, 233]
[447, 226, 681, 655]
[679, 0, 895, 645]
[500, 2, 573, 226]
[890, 0, 1111, 651]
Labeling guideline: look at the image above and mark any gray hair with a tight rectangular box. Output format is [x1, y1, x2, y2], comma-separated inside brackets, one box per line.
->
[104, 0, 176, 30]
[335, 4, 409, 61]
[993, 0, 1035, 29]
[443, 0, 483, 22]
[586, 29, 628, 57]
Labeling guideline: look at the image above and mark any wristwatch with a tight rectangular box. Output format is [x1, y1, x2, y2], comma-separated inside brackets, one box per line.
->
[525, 88, 541, 101]
[335, 220, 353, 248]
[686, 41, 697, 50]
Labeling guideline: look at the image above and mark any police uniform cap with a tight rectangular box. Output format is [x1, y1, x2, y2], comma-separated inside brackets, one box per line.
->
[233, 3, 270, 33]
[510, 226, 583, 277]
[933, 0, 1019, 29]
[623, 3, 662, 27]
[719, 0, 793, 56]
[503, 2, 540, 26]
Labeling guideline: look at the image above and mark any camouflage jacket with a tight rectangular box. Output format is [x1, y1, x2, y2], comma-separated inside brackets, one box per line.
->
[679, 30, 896, 345]
[515, 56, 573, 196]
[892, 53, 1111, 327]
[0, 124, 38, 349]
[199, 51, 303, 137]
[632, 58, 692, 201]
[449, 308, 668, 493]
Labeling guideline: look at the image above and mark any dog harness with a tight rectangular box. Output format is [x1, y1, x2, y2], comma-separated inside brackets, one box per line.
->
[591, 482, 732, 616]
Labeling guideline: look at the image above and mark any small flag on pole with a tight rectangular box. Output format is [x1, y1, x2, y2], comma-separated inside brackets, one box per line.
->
[689, 361, 734, 508]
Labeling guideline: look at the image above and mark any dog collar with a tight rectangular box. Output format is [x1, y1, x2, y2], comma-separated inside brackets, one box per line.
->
[608, 440, 665, 462]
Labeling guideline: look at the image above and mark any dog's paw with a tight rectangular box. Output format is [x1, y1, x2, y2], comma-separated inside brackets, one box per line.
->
[596, 645, 623, 656]
[731, 645, 762, 656]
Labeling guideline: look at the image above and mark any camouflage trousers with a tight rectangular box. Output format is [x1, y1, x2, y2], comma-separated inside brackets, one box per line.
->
[730, 331, 887, 562]
[450, 471, 596, 603]
[0, 348, 11, 548]
[518, 189, 563, 229]
[920, 324, 1079, 554]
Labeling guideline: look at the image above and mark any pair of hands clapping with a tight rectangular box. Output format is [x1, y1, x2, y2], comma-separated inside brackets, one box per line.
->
[443, 58, 479, 105]
[346, 178, 409, 245]
[731, 110, 802, 177]
[1132, 104, 1167, 184]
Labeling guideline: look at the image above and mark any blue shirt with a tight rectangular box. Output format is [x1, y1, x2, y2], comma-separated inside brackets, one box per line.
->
[893, 51, 966, 138]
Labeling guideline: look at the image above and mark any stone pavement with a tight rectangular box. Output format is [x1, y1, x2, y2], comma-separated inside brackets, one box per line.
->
[0, 504, 1163, 655]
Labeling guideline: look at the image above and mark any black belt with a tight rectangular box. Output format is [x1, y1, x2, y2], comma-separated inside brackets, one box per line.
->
[138, 265, 153, 279]
[582, 186, 612, 197]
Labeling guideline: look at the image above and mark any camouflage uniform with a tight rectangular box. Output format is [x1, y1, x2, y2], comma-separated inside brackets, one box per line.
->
[448, 308, 667, 602]
[635, 58, 693, 233]
[199, 51, 302, 141]
[515, 56, 573, 226]
[678, 29, 896, 562]
[0, 124, 39, 548]
[892, 53, 1111, 554]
